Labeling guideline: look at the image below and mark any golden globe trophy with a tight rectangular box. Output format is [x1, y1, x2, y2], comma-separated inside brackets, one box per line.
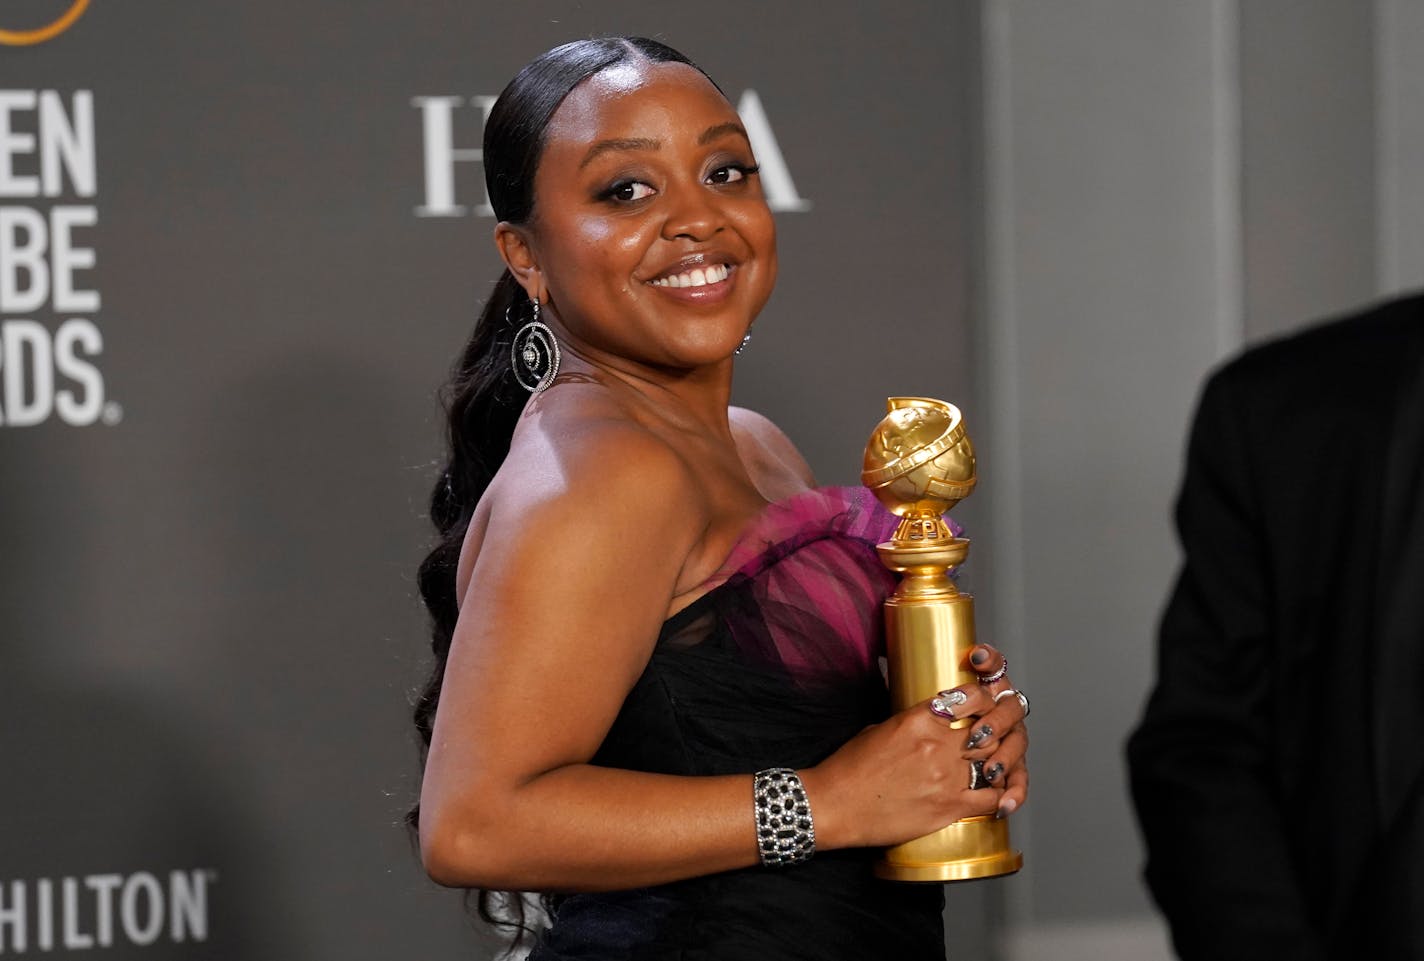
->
[861, 397, 1023, 882]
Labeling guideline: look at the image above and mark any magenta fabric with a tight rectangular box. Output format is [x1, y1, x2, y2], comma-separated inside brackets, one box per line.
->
[703, 484, 960, 682]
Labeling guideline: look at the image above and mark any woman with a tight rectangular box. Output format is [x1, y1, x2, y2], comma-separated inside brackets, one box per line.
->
[413, 37, 1029, 960]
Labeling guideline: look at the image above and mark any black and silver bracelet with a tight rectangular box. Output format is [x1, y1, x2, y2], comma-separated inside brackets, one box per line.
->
[753, 767, 816, 867]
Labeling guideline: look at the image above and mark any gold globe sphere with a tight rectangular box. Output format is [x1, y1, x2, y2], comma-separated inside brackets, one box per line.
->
[861, 397, 976, 521]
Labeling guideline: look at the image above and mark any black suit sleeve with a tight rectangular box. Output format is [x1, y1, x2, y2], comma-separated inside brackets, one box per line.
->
[1127, 368, 1325, 961]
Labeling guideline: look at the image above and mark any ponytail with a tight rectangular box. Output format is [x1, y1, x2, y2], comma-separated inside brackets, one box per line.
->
[412, 270, 530, 772]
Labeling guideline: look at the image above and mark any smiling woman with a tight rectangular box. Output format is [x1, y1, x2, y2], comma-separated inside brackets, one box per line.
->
[410, 37, 1029, 961]
[494, 60, 776, 373]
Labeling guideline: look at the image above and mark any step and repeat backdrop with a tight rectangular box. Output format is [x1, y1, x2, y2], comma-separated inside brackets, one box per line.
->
[1, 1, 978, 957]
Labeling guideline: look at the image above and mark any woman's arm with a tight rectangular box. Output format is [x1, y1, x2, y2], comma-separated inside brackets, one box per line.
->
[421, 418, 741, 890]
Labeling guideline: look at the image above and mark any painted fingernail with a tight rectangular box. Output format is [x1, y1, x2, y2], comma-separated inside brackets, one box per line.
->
[984, 762, 1005, 784]
[965, 724, 993, 749]
[997, 798, 1018, 818]
[930, 696, 961, 719]
[970, 649, 989, 666]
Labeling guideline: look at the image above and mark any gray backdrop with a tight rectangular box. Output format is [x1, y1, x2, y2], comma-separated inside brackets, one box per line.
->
[7, 2, 1424, 960]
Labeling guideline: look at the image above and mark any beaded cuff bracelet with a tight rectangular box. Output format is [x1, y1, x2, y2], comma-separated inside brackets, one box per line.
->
[753, 767, 816, 867]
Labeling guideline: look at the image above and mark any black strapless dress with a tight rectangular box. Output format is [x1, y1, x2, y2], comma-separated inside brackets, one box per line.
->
[528, 487, 947, 961]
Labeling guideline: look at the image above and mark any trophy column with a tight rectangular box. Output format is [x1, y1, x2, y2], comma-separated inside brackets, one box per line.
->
[862, 397, 1023, 882]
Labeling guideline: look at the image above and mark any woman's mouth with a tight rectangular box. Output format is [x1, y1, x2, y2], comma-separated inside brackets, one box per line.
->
[647, 263, 731, 289]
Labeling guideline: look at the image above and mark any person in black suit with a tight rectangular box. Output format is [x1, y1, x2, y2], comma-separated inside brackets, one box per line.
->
[1127, 294, 1424, 959]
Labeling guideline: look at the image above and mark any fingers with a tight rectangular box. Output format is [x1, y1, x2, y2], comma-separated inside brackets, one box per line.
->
[927, 689, 971, 722]
[995, 761, 1029, 817]
[975, 646, 1025, 718]
[888, 701, 1021, 830]
[962, 692, 1028, 755]
[953, 758, 1005, 817]
[968, 643, 1001, 671]
[967, 644, 1029, 760]
[924, 644, 1019, 725]
[925, 684, 1025, 753]
[969, 644, 1007, 687]
[920, 648, 1030, 807]
[957, 785, 1005, 819]
[925, 685, 996, 724]
[979, 726, 1027, 788]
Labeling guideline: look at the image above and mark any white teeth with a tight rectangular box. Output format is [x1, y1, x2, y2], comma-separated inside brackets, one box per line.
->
[651, 263, 730, 288]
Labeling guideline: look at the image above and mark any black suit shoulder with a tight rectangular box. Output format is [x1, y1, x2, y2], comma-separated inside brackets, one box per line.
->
[1128, 294, 1424, 961]
[1209, 293, 1424, 410]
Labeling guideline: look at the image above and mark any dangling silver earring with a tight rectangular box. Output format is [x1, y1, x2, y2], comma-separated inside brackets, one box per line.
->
[735, 329, 753, 355]
[509, 297, 560, 392]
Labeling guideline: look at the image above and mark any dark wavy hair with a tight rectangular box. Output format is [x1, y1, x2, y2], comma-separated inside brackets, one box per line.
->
[411, 37, 712, 948]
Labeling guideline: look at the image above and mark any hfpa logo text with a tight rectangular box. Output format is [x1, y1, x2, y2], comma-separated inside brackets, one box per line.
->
[412, 90, 811, 218]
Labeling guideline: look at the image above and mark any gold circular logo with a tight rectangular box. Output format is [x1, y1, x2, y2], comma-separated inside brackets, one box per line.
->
[0, 0, 91, 47]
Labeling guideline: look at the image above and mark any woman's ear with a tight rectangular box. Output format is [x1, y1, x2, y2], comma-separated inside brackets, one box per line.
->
[494, 222, 546, 302]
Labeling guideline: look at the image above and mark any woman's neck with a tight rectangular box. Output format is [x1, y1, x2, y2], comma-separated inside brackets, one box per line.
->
[553, 338, 737, 440]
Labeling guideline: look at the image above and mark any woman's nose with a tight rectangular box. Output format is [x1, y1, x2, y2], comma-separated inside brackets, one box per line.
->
[660, 183, 723, 242]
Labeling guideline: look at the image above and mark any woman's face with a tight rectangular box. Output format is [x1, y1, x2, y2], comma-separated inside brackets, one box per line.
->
[516, 60, 777, 372]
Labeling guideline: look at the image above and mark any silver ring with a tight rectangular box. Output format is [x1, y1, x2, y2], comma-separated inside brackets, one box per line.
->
[930, 689, 968, 719]
[994, 688, 1030, 718]
[996, 689, 1030, 717]
[977, 656, 1008, 685]
[969, 759, 989, 790]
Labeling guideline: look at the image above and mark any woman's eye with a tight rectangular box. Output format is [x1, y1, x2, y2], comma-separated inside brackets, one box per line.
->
[608, 180, 655, 202]
[709, 165, 751, 186]
[707, 164, 756, 185]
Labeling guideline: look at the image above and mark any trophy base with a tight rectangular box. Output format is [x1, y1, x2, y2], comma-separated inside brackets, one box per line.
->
[874, 815, 1023, 883]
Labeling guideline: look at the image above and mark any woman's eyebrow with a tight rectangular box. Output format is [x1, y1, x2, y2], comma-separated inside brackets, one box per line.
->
[698, 121, 747, 145]
[578, 122, 750, 169]
[579, 137, 660, 168]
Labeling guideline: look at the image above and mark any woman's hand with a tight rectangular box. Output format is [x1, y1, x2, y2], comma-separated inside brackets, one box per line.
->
[800, 643, 1029, 849]
[963, 644, 1030, 817]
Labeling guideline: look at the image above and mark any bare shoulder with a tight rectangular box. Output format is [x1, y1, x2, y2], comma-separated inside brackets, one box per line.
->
[455, 386, 710, 606]
[729, 405, 816, 488]
[494, 388, 703, 532]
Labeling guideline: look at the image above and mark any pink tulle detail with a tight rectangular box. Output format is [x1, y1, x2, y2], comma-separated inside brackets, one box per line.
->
[699, 486, 962, 682]
[713, 486, 898, 577]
